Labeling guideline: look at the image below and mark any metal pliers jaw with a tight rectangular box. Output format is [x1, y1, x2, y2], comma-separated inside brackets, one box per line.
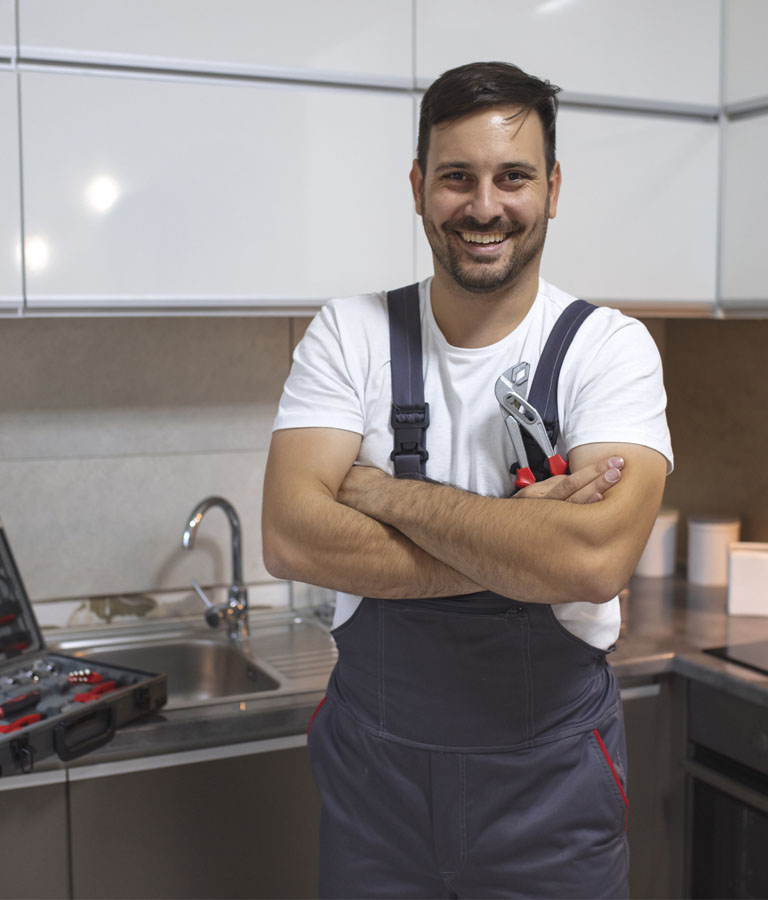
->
[495, 365, 569, 490]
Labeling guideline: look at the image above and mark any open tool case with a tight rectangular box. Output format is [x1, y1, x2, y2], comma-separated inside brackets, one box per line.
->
[0, 523, 167, 777]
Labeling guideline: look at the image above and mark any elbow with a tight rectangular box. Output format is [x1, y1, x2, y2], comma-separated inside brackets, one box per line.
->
[262, 526, 299, 582]
[567, 546, 631, 605]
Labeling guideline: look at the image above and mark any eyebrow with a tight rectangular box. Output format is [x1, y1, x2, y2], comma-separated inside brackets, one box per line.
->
[433, 161, 540, 174]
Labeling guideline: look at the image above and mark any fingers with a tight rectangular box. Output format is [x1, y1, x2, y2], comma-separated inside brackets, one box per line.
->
[533, 456, 624, 504]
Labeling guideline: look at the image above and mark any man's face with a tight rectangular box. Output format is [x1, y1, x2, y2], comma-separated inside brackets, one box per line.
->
[410, 106, 561, 295]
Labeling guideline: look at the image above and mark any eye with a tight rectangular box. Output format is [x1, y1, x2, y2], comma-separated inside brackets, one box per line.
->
[443, 171, 467, 181]
[504, 171, 528, 183]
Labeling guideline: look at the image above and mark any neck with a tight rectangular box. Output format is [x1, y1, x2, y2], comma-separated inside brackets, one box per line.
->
[430, 264, 541, 349]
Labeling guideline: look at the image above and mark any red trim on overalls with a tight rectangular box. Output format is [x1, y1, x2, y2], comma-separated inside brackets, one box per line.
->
[593, 728, 628, 830]
[307, 696, 327, 736]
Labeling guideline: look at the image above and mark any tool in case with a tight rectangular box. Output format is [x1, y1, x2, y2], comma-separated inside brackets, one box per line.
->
[0, 520, 167, 776]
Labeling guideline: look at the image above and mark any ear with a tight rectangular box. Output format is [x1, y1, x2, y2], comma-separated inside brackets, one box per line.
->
[546, 161, 562, 220]
[409, 160, 424, 216]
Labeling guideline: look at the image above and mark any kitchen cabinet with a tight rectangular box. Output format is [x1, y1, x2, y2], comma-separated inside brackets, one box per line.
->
[18, 0, 412, 87]
[724, 0, 768, 107]
[0, 0, 14, 58]
[621, 676, 687, 900]
[0, 70, 22, 311]
[0, 771, 70, 900]
[416, 107, 720, 310]
[720, 114, 768, 310]
[20, 70, 415, 310]
[67, 737, 320, 899]
[415, 0, 721, 108]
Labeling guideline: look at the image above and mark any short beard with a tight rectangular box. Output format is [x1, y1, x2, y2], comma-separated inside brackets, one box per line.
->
[422, 195, 550, 295]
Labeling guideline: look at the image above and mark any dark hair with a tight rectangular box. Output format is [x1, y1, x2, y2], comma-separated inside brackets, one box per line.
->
[417, 61, 561, 176]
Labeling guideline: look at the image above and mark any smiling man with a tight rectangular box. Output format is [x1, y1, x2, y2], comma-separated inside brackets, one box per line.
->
[263, 62, 672, 899]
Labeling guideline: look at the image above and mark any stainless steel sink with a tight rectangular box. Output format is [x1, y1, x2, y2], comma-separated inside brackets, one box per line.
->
[73, 637, 280, 706]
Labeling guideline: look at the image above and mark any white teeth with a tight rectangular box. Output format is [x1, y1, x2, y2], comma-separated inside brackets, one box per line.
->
[460, 231, 507, 244]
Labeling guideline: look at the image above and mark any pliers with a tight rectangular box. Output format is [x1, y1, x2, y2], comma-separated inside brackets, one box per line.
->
[495, 364, 568, 489]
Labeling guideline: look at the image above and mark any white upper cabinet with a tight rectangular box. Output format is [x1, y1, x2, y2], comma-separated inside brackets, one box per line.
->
[19, 0, 413, 86]
[724, 0, 768, 106]
[416, 0, 721, 108]
[0, 72, 22, 309]
[21, 71, 416, 308]
[720, 115, 768, 307]
[0, 0, 14, 57]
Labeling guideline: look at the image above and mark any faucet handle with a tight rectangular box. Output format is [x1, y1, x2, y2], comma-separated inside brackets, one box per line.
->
[191, 579, 222, 628]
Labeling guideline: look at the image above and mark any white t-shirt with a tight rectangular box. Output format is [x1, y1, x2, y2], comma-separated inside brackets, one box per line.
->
[274, 277, 674, 649]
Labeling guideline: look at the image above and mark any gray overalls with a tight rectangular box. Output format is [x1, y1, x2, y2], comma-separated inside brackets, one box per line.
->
[307, 285, 630, 899]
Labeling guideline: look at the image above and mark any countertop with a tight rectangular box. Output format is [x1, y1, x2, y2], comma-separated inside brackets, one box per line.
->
[35, 576, 768, 771]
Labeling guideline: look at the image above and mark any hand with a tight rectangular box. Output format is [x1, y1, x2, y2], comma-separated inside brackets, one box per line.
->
[514, 456, 624, 504]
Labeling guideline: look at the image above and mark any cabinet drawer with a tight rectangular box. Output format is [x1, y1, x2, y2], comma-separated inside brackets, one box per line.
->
[688, 682, 768, 777]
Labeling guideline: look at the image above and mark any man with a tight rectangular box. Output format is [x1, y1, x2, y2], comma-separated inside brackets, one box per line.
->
[263, 61, 672, 899]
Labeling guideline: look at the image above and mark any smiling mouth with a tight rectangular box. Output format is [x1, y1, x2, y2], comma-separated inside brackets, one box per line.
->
[459, 231, 509, 245]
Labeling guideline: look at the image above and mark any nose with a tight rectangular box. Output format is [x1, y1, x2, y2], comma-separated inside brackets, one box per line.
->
[464, 177, 504, 223]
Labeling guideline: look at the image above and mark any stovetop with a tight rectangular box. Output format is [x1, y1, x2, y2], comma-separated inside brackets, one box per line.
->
[704, 639, 768, 677]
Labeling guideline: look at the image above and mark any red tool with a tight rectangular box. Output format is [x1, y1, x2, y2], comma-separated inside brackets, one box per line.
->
[0, 632, 30, 655]
[74, 681, 119, 703]
[0, 712, 44, 734]
[0, 690, 40, 718]
[0, 599, 20, 627]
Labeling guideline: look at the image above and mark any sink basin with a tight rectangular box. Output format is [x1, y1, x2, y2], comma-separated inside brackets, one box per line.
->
[73, 637, 281, 706]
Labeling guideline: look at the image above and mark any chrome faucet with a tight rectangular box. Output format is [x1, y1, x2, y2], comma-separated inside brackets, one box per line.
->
[182, 496, 249, 641]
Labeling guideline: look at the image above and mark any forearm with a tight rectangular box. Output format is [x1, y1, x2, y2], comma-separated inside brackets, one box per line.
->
[338, 451, 665, 605]
[262, 486, 483, 599]
[348, 478, 603, 604]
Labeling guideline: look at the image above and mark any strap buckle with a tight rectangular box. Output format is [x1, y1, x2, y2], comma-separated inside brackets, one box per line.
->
[390, 403, 430, 465]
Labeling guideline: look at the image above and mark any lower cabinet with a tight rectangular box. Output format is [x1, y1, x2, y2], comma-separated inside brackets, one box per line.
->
[68, 737, 320, 900]
[621, 675, 687, 900]
[0, 772, 70, 900]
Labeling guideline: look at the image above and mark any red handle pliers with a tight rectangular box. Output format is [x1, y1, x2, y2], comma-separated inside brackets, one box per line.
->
[495, 365, 568, 489]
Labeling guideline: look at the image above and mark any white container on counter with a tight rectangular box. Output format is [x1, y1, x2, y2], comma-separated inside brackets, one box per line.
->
[635, 508, 679, 577]
[728, 542, 768, 616]
[687, 516, 741, 586]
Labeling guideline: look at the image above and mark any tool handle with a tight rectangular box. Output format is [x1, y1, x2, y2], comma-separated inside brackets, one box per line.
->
[0, 712, 44, 733]
[74, 681, 118, 703]
[0, 690, 41, 719]
[0, 599, 20, 626]
[547, 455, 568, 476]
[514, 467, 536, 489]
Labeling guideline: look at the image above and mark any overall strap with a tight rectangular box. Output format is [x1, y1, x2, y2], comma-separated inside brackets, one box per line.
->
[387, 283, 429, 478]
[521, 299, 597, 479]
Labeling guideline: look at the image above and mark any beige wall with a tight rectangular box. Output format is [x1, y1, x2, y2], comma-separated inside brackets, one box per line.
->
[657, 318, 768, 558]
[0, 312, 765, 602]
[0, 315, 298, 601]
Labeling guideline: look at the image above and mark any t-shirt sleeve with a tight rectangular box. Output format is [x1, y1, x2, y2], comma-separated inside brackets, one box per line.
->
[273, 302, 366, 434]
[558, 312, 674, 473]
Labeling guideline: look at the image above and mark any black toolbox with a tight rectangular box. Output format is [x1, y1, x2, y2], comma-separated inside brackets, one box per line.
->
[0, 523, 167, 777]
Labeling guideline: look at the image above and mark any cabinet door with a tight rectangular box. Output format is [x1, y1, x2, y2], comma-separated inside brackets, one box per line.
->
[0, 0, 13, 58]
[720, 114, 768, 309]
[21, 71, 415, 309]
[724, 0, 768, 106]
[0, 71, 22, 310]
[543, 109, 718, 308]
[415, 0, 720, 107]
[19, 0, 412, 87]
[69, 740, 320, 899]
[0, 771, 69, 900]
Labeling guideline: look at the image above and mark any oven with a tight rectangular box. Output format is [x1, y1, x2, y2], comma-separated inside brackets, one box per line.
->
[685, 676, 768, 898]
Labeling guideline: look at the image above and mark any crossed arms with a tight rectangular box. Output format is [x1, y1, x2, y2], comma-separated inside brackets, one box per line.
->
[262, 427, 667, 606]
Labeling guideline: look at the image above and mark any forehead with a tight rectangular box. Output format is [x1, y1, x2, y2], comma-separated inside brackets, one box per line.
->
[427, 105, 547, 170]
